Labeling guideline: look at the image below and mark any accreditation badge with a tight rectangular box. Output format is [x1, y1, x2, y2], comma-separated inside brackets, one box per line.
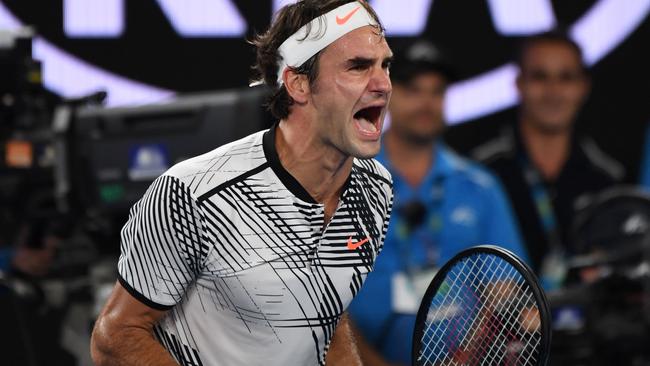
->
[391, 267, 438, 314]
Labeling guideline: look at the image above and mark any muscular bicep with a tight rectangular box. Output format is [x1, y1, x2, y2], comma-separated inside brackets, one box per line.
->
[95, 281, 168, 336]
[91, 281, 181, 366]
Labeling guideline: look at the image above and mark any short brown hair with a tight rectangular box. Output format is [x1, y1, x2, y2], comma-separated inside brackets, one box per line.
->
[250, 0, 383, 120]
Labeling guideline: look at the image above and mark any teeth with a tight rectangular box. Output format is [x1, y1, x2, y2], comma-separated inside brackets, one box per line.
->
[358, 118, 378, 133]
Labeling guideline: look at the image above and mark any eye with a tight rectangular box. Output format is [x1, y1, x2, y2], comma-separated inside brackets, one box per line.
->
[559, 71, 582, 82]
[529, 70, 549, 82]
[350, 64, 369, 71]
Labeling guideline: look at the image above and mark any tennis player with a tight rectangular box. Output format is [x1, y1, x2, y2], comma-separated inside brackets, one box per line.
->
[90, 1, 394, 365]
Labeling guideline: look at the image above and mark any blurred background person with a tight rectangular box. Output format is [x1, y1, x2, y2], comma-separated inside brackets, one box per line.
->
[0, 29, 78, 365]
[473, 31, 624, 289]
[347, 39, 528, 366]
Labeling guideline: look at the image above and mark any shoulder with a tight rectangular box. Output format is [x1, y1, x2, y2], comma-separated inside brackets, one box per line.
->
[352, 158, 393, 188]
[163, 130, 268, 197]
[471, 129, 516, 165]
[579, 137, 625, 181]
[443, 146, 503, 191]
[352, 158, 394, 211]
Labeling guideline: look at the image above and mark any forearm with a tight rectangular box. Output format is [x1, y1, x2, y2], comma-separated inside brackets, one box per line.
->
[326, 314, 363, 366]
[350, 325, 399, 366]
[91, 315, 178, 365]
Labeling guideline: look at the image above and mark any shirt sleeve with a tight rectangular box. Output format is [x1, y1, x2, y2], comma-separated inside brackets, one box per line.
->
[118, 175, 207, 310]
[482, 173, 530, 265]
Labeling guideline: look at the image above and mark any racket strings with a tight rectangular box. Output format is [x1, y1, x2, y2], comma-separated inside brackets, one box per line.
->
[420, 255, 509, 361]
[418, 254, 542, 365]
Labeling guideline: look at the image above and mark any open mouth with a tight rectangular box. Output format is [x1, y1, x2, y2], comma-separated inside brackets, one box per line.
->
[353, 106, 383, 135]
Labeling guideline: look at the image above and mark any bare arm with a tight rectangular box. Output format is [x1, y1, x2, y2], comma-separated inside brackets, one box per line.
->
[349, 319, 406, 366]
[91, 281, 178, 366]
[325, 313, 363, 366]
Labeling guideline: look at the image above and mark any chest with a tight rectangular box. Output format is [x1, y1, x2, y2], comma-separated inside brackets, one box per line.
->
[196, 188, 385, 322]
[389, 186, 486, 265]
[201, 182, 386, 276]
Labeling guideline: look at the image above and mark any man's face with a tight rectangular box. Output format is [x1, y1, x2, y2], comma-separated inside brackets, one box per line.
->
[308, 26, 392, 159]
[389, 72, 447, 145]
[517, 41, 589, 134]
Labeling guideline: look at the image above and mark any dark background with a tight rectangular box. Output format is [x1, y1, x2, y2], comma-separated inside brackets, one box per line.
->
[2, 0, 650, 180]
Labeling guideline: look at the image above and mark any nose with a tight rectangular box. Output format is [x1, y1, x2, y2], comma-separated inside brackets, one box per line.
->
[368, 66, 392, 97]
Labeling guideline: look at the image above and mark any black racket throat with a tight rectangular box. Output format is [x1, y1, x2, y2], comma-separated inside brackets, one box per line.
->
[412, 245, 552, 366]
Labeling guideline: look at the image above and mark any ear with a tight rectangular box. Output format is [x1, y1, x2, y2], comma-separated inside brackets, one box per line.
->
[283, 68, 311, 105]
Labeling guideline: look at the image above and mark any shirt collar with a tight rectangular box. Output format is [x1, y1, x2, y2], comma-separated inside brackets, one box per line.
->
[432, 142, 456, 179]
[263, 123, 353, 204]
[263, 123, 318, 203]
[512, 124, 587, 180]
[375, 137, 454, 190]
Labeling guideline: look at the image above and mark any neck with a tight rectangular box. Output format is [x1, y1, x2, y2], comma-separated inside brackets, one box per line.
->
[385, 129, 435, 187]
[275, 119, 352, 204]
[520, 119, 571, 181]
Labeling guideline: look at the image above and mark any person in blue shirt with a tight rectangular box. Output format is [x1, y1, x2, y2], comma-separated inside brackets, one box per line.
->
[348, 39, 528, 366]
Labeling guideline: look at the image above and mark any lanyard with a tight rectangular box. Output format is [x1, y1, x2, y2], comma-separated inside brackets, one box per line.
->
[519, 156, 562, 248]
[395, 176, 445, 274]
[519, 157, 568, 289]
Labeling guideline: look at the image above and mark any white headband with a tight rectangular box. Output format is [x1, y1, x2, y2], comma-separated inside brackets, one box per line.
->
[250, 2, 379, 87]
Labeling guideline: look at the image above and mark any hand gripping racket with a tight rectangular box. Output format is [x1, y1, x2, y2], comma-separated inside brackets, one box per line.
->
[412, 246, 551, 366]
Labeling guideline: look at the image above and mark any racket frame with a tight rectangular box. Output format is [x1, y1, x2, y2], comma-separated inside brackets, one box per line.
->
[411, 245, 552, 366]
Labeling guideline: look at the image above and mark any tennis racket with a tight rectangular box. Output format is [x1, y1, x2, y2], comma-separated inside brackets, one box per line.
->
[412, 246, 551, 366]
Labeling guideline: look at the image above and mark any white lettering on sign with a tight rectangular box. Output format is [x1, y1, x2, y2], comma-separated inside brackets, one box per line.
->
[273, 0, 294, 15]
[570, 0, 649, 65]
[370, 0, 433, 36]
[274, 0, 434, 36]
[63, 0, 557, 38]
[64, 0, 124, 38]
[64, 0, 246, 38]
[2, 0, 649, 120]
[487, 0, 556, 35]
[155, 0, 246, 37]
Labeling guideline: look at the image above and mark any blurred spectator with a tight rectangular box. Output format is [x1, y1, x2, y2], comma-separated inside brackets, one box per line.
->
[473, 31, 624, 287]
[0, 146, 62, 278]
[348, 39, 527, 366]
[8, 226, 59, 277]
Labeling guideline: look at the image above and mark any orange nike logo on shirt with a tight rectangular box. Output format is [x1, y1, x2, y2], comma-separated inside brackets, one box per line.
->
[336, 6, 361, 25]
[347, 236, 370, 250]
